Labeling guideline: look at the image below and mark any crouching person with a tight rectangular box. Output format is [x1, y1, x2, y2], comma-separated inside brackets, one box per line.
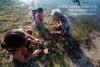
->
[1, 29, 41, 67]
[34, 7, 50, 40]
[51, 9, 71, 39]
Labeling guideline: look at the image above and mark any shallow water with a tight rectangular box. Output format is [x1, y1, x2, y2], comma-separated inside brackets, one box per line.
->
[0, 0, 99, 13]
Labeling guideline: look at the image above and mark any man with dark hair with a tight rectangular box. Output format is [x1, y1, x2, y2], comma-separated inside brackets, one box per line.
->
[32, 8, 38, 20]
[34, 7, 50, 40]
[37, 8, 43, 13]
[2, 30, 27, 48]
[35, 7, 44, 25]
[1, 29, 41, 67]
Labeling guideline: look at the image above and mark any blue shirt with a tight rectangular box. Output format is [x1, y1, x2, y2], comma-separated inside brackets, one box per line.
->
[62, 15, 71, 34]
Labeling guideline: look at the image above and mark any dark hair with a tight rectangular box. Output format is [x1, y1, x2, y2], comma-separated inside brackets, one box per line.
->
[32, 9, 38, 14]
[37, 7, 43, 13]
[1, 30, 28, 49]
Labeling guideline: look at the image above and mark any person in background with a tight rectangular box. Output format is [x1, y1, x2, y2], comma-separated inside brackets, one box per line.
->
[1, 29, 41, 67]
[35, 8, 44, 25]
[32, 8, 38, 20]
[51, 9, 71, 39]
[34, 7, 50, 40]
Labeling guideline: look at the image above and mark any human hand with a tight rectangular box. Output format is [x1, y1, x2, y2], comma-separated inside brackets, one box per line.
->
[33, 49, 42, 56]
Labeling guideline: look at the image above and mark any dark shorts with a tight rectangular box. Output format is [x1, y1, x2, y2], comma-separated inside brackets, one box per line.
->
[14, 58, 40, 67]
